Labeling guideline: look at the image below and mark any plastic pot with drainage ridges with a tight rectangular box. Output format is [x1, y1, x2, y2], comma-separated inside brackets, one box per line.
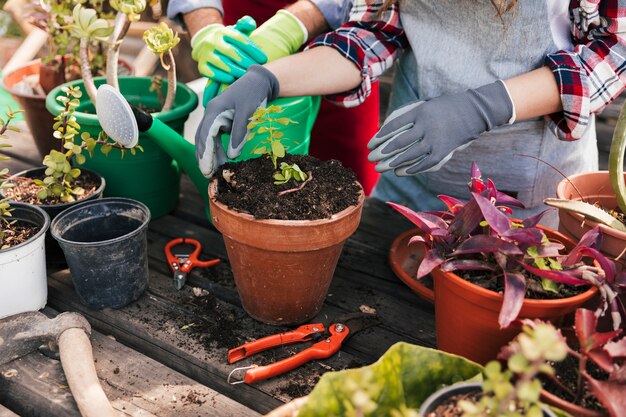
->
[51, 197, 150, 309]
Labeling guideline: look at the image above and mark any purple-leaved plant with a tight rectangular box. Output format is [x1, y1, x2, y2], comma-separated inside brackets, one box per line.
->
[389, 162, 625, 329]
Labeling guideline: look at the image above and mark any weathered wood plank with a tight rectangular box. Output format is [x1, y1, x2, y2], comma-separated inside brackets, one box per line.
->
[0, 310, 260, 417]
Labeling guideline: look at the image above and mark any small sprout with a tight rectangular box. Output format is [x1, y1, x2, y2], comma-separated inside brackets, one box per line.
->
[110, 0, 147, 22]
[0, 106, 23, 249]
[143, 22, 180, 111]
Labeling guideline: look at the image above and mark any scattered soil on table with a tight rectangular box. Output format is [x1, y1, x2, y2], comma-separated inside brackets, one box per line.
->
[4, 170, 100, 205]
[424, 391, 481, 417]
[215, 154, 361, 220]
[180, 390, 207, 406]
[0, 220, 38, 248]
[542, 353, 607, 412]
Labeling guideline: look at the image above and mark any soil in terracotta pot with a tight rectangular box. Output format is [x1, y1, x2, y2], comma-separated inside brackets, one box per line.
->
[542, 354, 607, 413]
[215, 154, 361, 220]
[424, 391, 482, 417]
[459, 263, 589, 300]
[4, 170, 100, 205]
[0, 221, 38, 248]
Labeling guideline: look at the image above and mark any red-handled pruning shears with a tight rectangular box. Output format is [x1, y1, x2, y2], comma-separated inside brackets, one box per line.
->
[226, 312, 377, 385]
[164, 238, 220, 290]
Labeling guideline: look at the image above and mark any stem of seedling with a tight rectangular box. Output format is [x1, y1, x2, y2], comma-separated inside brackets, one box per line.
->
[79, 38, 98, 103]
[162, 50, 176, 111]
[105, 12, 131, 90]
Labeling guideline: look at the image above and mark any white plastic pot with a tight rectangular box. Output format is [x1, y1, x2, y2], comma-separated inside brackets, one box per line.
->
[0, 203, 50, 319]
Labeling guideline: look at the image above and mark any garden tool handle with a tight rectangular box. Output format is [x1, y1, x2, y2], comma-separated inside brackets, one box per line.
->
[165, 238, 220, 272]
[240, 324, 349, 384]
[228, 323, 326, 363]
[58, 328, 119, 417]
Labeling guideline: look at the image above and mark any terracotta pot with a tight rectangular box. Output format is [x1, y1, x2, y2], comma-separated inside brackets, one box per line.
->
[556, 171, 626, 272]
[2, 60, 56, 158]
[39, 59, 68, 94]
[540, 388, 607, 417]
[433, 227, 598, 365]
[209, 180, 364, 325]
[389, 228, 434, 303]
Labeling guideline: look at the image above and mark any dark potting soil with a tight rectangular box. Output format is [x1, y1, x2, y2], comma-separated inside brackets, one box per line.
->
[4, 170, 100, 206]
[542, 353, 608, 412]
[424, 391, 482, 417]
[460, 268, 589, 300]
[215, 154, 361, 220]
[0, 221, 38, 249]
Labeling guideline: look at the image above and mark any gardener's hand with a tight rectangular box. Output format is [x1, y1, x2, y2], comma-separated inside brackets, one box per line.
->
[191, 16, 266, 85]
[200, 10, 307, 105]
[368, 80, 514, 175]
[195, 65, 279, 178]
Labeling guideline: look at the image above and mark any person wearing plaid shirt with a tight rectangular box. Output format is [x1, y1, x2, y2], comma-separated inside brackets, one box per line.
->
[196, 0, 626, 227]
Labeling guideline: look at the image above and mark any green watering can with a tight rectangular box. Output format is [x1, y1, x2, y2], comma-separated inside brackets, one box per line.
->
[95, 84, 320, 219]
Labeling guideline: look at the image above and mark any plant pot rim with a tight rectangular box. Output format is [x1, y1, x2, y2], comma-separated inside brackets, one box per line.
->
[1, 59, 45, 100]
[45, 76, 198, 125]
[389, 228, 435, 303]
[556, 171, 626, 240]
[433, 225, 599, 307]
[0, 202, 50, 254]
[50, 197, 150, 247]
[1, 166, 106, 210]
[208, 178, 365, 226]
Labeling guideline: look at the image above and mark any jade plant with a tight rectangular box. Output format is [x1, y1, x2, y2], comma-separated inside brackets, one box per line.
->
[142, 22, 180, 111]
[28, 85, 141, 202]
[106, 0, 147, 90]
[0, 107, 23, 249]
[68, 4, 113, 104]
[247, 105, 311, 193]
[390, 162, 625, 329]
[460, 321, 568, 417]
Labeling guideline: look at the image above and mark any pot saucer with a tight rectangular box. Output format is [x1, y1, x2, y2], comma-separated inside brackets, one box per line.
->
[388, 229, 434, 303]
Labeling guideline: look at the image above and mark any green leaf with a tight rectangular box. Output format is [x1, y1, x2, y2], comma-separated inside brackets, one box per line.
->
[75, 154, 86, 165]
[36, 189, 48, 200]
[43, 176, 56, 185]
[540, 278, 559, 294]
[101, 144, 113, 156]
[63, 142, 74, 150]
[69, 168, 81, 178]
[253, 147, 267, 155]
[271, 141, 285, 158]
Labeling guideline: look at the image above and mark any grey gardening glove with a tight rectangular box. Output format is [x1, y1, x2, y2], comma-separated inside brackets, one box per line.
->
[368, 80, 514, 175]
[195, 64, 279, 178]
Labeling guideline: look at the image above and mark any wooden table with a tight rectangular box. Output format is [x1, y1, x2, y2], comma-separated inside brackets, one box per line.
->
[0, 124, 434, 416]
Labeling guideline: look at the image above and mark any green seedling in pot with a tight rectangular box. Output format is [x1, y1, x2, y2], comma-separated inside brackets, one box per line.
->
[143, 22, 180, 112]
[34, 85, 142, 202]
[247, 105, 311, 192]
[460, 321, 567, 417]
[0, 106, 23, 249]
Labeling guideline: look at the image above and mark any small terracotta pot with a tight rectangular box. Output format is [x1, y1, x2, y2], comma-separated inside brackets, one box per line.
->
[209, 180, 364, 325]
[540, 388, 607, 417]
[2, 60, 56, 158]
[39, 59, 67, 94]
[556, 171, 626, 272]
[432, 227, 598, 365]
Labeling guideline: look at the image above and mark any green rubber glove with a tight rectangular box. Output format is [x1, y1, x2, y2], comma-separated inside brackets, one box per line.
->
[202, 10, 307, 106]
[191, 16, 266, 84]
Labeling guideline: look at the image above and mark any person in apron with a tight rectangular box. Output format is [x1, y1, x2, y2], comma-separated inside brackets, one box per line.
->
[194, 0, 626, 228]
[168, 0, 382, 195]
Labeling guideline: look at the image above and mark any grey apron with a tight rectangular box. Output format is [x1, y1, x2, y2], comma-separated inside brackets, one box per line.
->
[371, 0, 598, 228]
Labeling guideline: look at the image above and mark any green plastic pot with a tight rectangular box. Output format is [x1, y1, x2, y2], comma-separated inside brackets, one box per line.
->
[46, 77, 198, 219]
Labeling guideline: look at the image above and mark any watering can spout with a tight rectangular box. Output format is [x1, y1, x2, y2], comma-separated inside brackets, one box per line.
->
[96, 85, 212, 214]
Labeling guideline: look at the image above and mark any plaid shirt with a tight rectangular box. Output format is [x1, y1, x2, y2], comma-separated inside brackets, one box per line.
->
[309, 0, 626, 141]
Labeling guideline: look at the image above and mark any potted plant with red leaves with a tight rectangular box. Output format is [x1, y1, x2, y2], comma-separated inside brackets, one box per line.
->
[535, 308, 626, 417]
[389, 162, 621, 365]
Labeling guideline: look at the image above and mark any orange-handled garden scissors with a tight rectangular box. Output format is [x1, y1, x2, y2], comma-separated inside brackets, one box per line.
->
[164, 238, 220, 290]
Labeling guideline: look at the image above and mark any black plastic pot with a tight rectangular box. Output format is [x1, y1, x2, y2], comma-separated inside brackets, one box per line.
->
[419, 382, 557, 417]
[0, 167, 106, 267]
[50, 197, 150, 309]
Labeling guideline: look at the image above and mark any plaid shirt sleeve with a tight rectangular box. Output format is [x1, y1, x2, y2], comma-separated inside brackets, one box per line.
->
[545, 0, 626, 140]
[305, 0, 407, 107]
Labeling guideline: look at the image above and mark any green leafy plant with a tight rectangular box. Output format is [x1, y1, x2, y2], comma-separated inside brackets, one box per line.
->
[460, 321, 567, 417]
[0, 106, 23, 249]
[143, 22, 180, 111]
[32, 85, 141, 202]
[247, 105, 312, 193]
